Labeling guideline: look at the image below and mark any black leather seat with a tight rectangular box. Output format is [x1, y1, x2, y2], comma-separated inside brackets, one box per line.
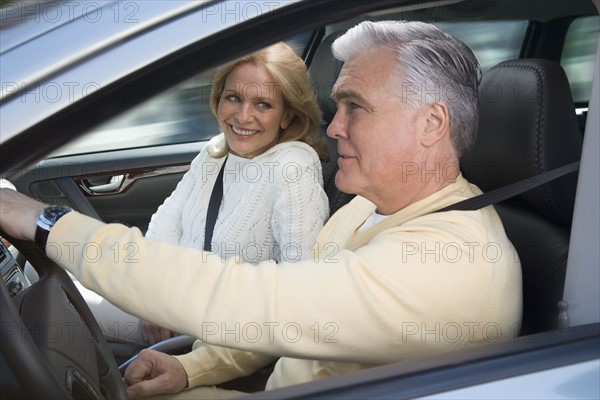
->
[308, 31, 356, 216]
[461, 59, 583, 335]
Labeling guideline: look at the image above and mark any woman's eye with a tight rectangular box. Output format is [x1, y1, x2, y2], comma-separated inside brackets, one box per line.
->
[224, 95, 240, 102]
[257, 102, 272, 110]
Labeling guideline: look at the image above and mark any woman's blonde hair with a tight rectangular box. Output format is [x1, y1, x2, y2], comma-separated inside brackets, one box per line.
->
[209, 42, 329, 161]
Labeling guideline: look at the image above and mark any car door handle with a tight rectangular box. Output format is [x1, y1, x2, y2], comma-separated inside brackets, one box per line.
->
[86, 175, 125, 193]
[75, 165, 189, 196]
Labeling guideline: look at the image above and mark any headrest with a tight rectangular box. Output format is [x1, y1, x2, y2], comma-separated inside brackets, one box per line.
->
[462, 59, 582, 226]
[308, 31, 344, 124]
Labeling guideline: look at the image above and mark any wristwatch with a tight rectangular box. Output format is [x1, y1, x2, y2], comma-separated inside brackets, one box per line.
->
[35, 205, 72, 250]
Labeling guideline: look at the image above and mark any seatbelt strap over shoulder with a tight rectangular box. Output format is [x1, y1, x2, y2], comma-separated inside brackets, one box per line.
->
[435, 161, 580, 213]
[203, 156, 228, 251]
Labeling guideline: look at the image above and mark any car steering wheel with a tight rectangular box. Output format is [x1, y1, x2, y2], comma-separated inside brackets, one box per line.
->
[0, 232, 127, 400]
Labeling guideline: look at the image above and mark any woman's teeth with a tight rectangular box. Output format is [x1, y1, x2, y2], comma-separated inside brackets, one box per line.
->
[232, 126, 258, 136]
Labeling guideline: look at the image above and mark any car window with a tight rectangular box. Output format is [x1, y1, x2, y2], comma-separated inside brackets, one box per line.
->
[561, 15, 600, 104]
[433, 17, 598, 126]
[433, 21, 529, 73]
[50, 32, 313, 157]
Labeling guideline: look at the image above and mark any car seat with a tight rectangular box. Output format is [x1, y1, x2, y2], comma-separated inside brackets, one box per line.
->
[307, 31, 356, 216]
[461, 58, 583, 335]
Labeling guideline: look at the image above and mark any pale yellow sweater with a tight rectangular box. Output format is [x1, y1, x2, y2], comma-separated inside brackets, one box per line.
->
[49, 175, 522, 390]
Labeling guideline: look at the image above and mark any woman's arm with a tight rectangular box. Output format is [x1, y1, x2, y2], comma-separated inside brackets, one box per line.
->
[271, 147, 329, 262]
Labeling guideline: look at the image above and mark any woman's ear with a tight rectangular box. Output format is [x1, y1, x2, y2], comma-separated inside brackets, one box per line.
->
[420, 102, 450, 148]
[280, 110, 294, 130]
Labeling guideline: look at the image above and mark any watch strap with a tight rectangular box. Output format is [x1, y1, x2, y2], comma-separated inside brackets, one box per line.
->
[34, 225, 50, 250]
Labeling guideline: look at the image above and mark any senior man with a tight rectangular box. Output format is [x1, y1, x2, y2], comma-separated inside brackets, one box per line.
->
[0, 20, 521, 399]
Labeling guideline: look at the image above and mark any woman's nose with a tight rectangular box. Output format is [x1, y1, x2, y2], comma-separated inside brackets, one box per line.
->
[236, 102, 254, 123]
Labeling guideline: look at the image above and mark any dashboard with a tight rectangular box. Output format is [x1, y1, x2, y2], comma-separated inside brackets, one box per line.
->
[0, 239, 30, 297]
[1, 179, 31, 297]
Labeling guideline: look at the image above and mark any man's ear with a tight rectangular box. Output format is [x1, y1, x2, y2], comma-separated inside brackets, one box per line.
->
[420, 102, 449, 148]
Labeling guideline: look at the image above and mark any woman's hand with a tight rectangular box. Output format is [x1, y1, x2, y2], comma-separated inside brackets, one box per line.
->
[140, 319, 177, 345]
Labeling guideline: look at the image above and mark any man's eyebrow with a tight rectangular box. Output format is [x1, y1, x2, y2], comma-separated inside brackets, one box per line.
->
[330, 89, 369, 106]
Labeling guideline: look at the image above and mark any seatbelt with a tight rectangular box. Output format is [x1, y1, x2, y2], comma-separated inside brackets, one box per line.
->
[203, 159, 579, 247]
[435, 161, 580, 213]
[203, 156, 228, 251]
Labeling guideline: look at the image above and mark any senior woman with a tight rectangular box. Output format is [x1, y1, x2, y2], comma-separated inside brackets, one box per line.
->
[78, 42, 330, 346]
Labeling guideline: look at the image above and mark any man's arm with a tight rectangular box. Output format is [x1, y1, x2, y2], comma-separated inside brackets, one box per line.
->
[46, 209, 520, 363]
[0, 188, 521, 364]
[0, 188, 43, 241]
[175, 342, 276, 388]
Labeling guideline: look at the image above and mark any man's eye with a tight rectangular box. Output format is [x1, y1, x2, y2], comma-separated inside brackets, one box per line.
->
[350, 102, 362, 110]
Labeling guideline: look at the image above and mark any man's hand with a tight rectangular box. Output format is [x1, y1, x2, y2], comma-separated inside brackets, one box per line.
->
[124, 349, 188, 399]
[140, 319, 177, 345]
[0, 188, 45, 241]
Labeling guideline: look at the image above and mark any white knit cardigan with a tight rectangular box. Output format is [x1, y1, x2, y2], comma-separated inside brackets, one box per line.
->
[146, 134, 329, 263]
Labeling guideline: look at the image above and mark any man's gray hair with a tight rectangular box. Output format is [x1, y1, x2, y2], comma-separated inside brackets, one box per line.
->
[332, 20, 481, 157]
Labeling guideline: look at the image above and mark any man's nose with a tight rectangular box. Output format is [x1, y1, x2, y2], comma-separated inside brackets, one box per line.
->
[327, 109, 348, 139]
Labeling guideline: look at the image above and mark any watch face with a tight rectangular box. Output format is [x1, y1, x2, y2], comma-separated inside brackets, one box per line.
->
[40, 205, 72, 226]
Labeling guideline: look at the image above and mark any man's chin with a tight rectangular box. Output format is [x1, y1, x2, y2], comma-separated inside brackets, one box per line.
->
[334, 173, 355, 195]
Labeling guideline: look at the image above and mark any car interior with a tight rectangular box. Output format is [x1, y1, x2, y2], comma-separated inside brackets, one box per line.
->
[462, 58, 582, 336]
[1, 0, 598, 398]
[119, 6, 594, 388]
